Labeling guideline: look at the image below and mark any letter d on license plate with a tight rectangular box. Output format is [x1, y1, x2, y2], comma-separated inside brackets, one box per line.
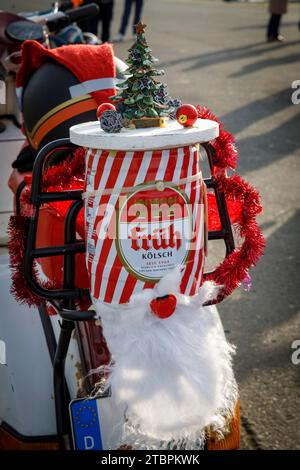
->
[70, 398, 103, 450]
[70, 396, 123, 450]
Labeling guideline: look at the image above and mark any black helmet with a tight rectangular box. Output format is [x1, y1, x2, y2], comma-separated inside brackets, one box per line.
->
[22, 56, 126, 153]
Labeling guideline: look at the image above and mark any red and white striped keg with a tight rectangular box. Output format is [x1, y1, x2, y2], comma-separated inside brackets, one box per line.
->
[70, 119, 219, 304]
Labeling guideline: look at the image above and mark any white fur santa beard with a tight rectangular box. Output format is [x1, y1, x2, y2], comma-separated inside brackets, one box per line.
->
[93, 267, 238, 449]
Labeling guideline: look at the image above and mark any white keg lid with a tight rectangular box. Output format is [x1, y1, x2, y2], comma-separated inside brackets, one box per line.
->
[70, 118, 219, 151]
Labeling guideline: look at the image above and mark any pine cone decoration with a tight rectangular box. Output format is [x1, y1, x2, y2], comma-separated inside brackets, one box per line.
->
[100, 110, 123, 133]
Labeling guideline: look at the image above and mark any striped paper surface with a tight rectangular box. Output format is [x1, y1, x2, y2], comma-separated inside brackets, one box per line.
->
[84, 145, 205, 304]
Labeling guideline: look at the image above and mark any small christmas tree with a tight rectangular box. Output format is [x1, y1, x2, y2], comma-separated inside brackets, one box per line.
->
[111, 22, 178, 127]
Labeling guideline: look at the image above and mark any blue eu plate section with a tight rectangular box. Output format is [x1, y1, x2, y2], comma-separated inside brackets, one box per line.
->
[70, 398, 103, 450]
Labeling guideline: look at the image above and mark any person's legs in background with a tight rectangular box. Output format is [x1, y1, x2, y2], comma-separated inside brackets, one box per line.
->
[119, 0, 133, 36]
[267, 13, 282, 41]
[100, 1, 114, 42]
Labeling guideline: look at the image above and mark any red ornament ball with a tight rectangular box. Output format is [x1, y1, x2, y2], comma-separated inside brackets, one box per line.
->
[96, 103, 116, 120]
[150, 294, 177, 319]
[176, 104, 198, 127]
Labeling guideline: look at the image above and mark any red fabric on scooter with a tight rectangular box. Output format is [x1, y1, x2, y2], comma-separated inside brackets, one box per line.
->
[16, 40, 116, 104]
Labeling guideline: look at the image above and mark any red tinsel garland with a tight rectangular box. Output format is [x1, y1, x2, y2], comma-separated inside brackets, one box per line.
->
[197, 104, 265, 303]
[206, 174, 265, 303]
[9, 110, 264, 306]
[40, 147, 85, 190]
[7, 215, 61, 307]
[21, 147, 86, 238]
[8, 148, 85, 307]
[196, 105, 238, 170]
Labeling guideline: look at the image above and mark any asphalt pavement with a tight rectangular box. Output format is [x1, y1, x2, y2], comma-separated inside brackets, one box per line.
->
[112, 0, 300, 450]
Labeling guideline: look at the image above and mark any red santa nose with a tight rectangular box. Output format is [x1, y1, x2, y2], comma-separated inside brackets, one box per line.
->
[150, 294, 177, 319]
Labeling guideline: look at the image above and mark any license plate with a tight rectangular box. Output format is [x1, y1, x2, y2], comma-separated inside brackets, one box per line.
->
[69, 395, 123, 450]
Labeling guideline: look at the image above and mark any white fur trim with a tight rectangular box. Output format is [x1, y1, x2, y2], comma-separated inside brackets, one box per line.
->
[93, 270, 237, 449]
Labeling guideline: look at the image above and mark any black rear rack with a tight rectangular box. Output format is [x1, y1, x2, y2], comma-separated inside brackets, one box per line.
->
[24, 138, 235, 303]
[24, 139, 88, 302]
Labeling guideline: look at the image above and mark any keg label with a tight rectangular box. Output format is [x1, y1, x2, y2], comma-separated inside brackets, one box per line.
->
[116, 185, 192, 282]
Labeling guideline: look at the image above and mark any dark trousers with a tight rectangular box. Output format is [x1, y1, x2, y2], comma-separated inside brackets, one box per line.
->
[119, 0, 144, 35]
[99, 3, 114, 42]
[267, 13, 281, 39]
[78, 1, 114, 43]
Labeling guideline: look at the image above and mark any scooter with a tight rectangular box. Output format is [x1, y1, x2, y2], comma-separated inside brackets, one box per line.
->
[0, 1, 101, 242]
[0, 2, 128, 450]
[0, 2, 251, 451]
